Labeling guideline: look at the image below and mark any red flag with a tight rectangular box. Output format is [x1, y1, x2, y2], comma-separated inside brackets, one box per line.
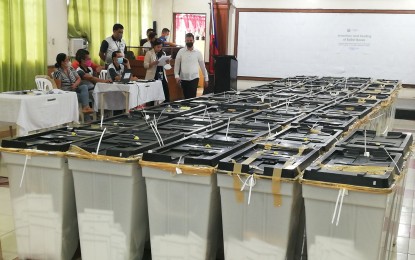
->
[208, 0, 219, 74]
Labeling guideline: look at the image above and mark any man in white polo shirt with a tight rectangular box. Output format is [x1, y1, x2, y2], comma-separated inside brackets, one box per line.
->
[99, 23, 126, 67]
[174, 33, 208, 99]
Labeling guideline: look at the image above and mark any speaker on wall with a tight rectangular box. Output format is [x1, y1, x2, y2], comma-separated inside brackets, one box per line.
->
[153, 21, 157, 34]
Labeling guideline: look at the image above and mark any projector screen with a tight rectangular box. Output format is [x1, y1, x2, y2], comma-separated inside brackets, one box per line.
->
[236, 11, 415, 83]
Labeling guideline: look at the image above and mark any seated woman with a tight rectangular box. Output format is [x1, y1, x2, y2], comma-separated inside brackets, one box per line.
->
[107, 51, 138, 82]
[53, 53, 94, 113]
[144, 38, 170, 102]
[75, 49, 112, 86]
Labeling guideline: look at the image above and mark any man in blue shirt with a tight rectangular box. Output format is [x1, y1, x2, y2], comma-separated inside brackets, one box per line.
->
[159, 28, 177, 47]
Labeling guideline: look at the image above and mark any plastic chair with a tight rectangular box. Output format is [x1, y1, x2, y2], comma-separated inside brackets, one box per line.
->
[35, 78, 54, 91]
[99, 70, 108, 80]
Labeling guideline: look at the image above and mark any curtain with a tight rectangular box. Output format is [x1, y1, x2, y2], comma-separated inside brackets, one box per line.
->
[175, 14, 206, 39]
[0, 0, 47, 92]
[68, 0, 152, 65]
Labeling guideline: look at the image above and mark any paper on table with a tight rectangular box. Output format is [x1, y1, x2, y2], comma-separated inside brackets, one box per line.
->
[158, 55, 171, 66]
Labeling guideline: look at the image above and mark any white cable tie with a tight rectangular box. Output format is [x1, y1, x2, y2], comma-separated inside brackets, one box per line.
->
[157, 106, 168, 123]
[143, 111, 150, 125]
[19, 155, 31, 188]
[150, 122, 162, 146]
[149, 121, 161, 146]
[247, 175, 255, 205]
[205, 108, 213, 128]
[100, 115, 104, 128]
[268, 122, 271, 137]
[331, 188, 342, 224]
[383, 147, 402, 175]
[240, 174, 256, 205]
[175, 156, 183, 174]
[225, 118, 231, 141]
[364, 128, 369, 157]
[381, 121, 389, 136]
[153, 120, 164, 146]
[336, 188, 346, 226]
[202, 105, 207, 120]
[95, 128, 107, 155]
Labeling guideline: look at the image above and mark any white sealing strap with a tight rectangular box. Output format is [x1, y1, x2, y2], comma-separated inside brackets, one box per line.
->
[331, 188, 347, 226]
[19, 155, 31, 188]
[95, 127, 107, 155]
[100, 115, 104, 128]
[383, 147, 402, 175]
[175, 156, 183, 175]
[225, 118, 231, 140]
[239, 174, 256, 205]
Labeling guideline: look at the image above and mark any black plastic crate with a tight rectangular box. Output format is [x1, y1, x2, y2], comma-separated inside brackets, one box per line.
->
[181, 92, 256, 106]
[304, 147, 403, 188]
[155, 117, 224, 136]
[279, 88, 314, 96]
[261, 125, 343, 151]
[183, 105, 255, 122]
[364, 83, 397, 94]
[294, 113, 358, 131]
[274, 99, 327, 114]
[309, 79, 337, 86]
[314, 91, 349, 100]
[332, 82, 367, 93]
[374, 79, 400, 84]
[294, 83, 333, 92]
[80, 113, 169, 132]
[319, 76, 345, 83]
[1, 127, 105, 152]
[294, 96, 336, 105]
[362, 87, 396, 96]
[319, 103, 374, 119]
[346, 77, 372, 84]
[267, 79, 297, 86]
[267, 92, 299, 101]
[337, 130, 413, 154]
[75, 128, 184, 157]
[220, 96, 282, 110]
[284, 76, 318, 84]
[248, 83, 288, 92]
[339, 97, 381, 108]
[239, 109, 305, 126]
[218, 143, 320, 179]
[353, 92, 390, 101]
[131, 103, 206, 118]
[204, 120, 282, 140]
[142, 135, 251, 166]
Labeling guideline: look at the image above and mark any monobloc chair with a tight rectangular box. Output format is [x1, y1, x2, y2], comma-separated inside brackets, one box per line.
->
[35, 78, 54, 91]
[99, 70, 108, 80]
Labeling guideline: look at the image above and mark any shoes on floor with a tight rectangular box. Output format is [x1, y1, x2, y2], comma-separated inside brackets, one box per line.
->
[82, 107, 94, 114]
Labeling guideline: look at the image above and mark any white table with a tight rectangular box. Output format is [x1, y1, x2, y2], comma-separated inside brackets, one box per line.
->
[0, 90, 79, 136]
[93, 81, 165, 114]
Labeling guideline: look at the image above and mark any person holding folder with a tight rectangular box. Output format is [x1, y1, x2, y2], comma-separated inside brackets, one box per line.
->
[144, 38, 171, 102]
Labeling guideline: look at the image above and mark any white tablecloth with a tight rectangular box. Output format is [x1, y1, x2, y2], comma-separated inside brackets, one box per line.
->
[93, 81, 165, 111]
[0, 90, 79, 136]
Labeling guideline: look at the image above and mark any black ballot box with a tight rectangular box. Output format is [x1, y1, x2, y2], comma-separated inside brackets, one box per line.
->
[214, 55, 238, 93]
